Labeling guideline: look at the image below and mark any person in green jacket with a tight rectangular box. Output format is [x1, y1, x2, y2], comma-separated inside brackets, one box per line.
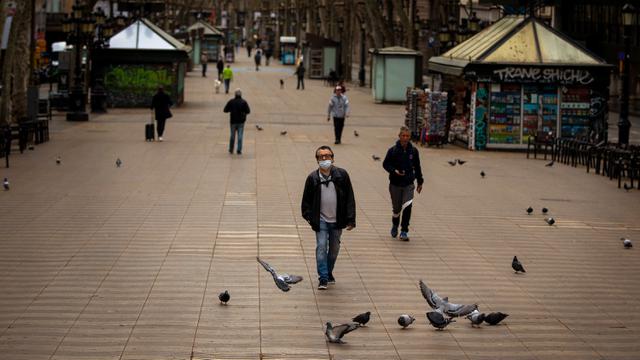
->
[222, 65, 233, 94]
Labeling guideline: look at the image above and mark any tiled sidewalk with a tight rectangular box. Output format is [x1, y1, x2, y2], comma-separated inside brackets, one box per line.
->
[1, 55, 640, 360]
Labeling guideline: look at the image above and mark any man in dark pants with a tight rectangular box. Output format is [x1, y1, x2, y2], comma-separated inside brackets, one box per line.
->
[295, 62, 305, 90]
[216, 57, 224, 80]
[382, 126, 424, 241]
[301, 145, 356, 290]
[223, 89, 251, 155]
[326, 86, 350, 144]
[150, 86, 172, 142]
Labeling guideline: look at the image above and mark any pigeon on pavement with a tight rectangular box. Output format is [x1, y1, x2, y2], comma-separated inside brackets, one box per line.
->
[448, 160, 457, 166]
[256, 124, 263, 131]
[116, 158, 122, 167]
[545, 217, 555, 225]
[545, 161, 554, 167]
[3, 178, 9, 191]
[480, 170, 485, 178]
[526, 207, 533, 215]
[542, 207, 549, 214]
[280, 130, 287, 135]
[466, 310, 485, 327]
[621, 237, 633, 249]
[324, 322, 360, 343]
[256, 257, 303, 292]
[372, 155, 381, 161]
[398, 314, 415, 328]
[484, 312, 509, 325]
[457, 159, 466, 165]
[352, 312, 371, 326]
[426, 311, 455, 330]
[512, 256, 526, 273]
[443, 302, 478, 318]
[354, 130, 359, 137]
[218, 290, 230, 305]
[56, 155, 61, 165]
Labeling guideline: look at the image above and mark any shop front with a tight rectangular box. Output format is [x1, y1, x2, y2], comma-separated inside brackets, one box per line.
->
[429, 15, 613, 150]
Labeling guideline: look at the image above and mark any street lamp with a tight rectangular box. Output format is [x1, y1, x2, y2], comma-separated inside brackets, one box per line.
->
[359, 23, 365, 86]
[618, 3, 636, 145]
[469, 12, 480, 33]
[64, 1, 94, 121]
[90, 8, 114, 113]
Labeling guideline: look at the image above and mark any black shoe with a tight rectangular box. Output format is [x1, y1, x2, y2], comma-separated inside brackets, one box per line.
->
[237, 151, 242, 155]
[334, 140, 341, 144]
[318, 279, 328, 290]
[328, 274, 335, 284]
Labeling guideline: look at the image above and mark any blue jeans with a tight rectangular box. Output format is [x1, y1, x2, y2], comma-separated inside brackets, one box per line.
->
[224, 79, 231, 93]
[229, 123, 244, 153]
[315, 220, 342, 281]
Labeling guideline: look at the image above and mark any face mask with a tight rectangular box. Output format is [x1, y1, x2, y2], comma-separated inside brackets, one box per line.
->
[318, 160, 332, 170]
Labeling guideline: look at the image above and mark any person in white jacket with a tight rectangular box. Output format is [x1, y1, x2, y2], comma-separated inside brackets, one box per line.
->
[326, 86, 350, 144]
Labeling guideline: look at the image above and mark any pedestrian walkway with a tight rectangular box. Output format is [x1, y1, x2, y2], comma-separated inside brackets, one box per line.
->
[1, 54, 640, 360]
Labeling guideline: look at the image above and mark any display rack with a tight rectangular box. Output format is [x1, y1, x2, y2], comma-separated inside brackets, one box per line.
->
[404, 88, 427, 141]
[423, 90, 448, 146]
[560, 86, 591, 138]
[489, 83, 521, 144]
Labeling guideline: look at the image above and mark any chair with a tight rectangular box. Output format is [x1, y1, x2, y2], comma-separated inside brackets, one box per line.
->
[527, 130, 555, 160]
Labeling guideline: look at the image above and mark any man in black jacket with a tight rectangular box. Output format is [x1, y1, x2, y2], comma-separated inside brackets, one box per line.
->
[383, 126, 424, 241]
[301, 146, 356, 290]
[150, 86, 173, 141]
[223, 89, 251, 154]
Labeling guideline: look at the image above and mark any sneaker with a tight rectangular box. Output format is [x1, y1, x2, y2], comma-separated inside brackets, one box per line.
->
[158, 137, 163, 142]
[318, 280, 328, 290]
[390, 227, 398, 238]
[399, 231, 409, 241]
[237, 151, 242, 155]
[328, 275, 336, 284]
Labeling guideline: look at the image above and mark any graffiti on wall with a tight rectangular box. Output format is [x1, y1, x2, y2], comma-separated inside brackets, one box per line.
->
[104, 64, 177, 107]
[474, 84, 488, 150]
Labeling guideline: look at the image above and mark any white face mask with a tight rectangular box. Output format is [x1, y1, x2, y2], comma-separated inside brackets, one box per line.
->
[318, 160, 332, 170]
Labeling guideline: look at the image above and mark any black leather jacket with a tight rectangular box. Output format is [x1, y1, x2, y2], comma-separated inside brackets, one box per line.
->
[301, 166, 356, 232]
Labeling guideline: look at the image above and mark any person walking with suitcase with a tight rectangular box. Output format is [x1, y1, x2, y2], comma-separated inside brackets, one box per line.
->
[150, 86, 172, 142]
[223, 89, 251, 155]
[327, 85, 349, 144]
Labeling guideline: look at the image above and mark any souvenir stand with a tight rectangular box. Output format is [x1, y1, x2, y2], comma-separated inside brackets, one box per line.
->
[428, 15, 613, 150]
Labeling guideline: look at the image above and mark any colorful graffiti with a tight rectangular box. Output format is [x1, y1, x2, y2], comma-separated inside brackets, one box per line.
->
[474, 85, 488, 150]
[104, 64, 177, 107]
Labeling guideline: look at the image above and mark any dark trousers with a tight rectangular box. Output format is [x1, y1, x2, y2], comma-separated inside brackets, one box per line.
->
[297, 76, 304, 90]
[156, 118, 167, 137]
[217, 69, 223, 80]
[389, 183, 415, 232]
[333, 117, 345, 143]
[202, 63, 207, 77]
[224, 79, 230, 94]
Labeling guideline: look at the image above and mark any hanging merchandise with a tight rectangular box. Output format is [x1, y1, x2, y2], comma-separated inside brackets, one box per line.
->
[404, 88, 427, 140]
[423, 90, 448, 146]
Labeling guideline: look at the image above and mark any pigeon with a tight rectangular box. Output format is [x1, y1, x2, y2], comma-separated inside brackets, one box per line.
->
[352, 311, 371, 326]
[512, 256, 526, 273]
[324, 321, 360, 343]
[526, 206, 533, 215]
[3, 178, 9, 191]
[256, 124, 263, 131]
[426, 311, 455, 330]
[542, 207, 549, 214]
[545, 217, 555, 226]
[279, 79, 284, 89]
[545, 160, 554, 167]
[621, 237, 633, 249]
[480, 170, 485, 178]
[623, 183, 632, 191]
[419, 280, 446, 310]
[457, 159, 466, 165]
[218, 290, 230, 305]
[372, 155, 381, 161]
[484, 312, 509, 325]
[280, 130, 287, 135]
[28, 145, 35, 150]
[256, 257, 303, 292]
[115, 158, 122, 168]
[56, 155, 61, 165]
[354, 130, 359, 137]
[397, 314, 415, 328]
[466, 310, 486, 327]
[443, 302, 478, 318]
[447, 160, 457, 166]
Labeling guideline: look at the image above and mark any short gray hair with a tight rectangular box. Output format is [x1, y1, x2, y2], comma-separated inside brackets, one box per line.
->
[234, 89, 242, 97]
[399, 125, 410, 135]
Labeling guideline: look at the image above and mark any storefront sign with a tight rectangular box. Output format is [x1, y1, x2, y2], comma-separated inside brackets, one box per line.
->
[493, 67, 594, 85]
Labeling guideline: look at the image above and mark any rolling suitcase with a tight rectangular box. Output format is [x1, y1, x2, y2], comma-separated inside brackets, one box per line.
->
[145, 113, 155, 141]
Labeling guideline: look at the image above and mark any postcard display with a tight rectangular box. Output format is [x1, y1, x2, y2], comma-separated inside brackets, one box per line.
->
[423, 90, 448, 145]
[560, 86, 591, 138]
[489, 83, 521, 144]
[404, 88, 426, 140]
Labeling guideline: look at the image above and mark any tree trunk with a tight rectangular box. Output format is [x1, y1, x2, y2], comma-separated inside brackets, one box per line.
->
[0, 0, 33, 124]
[392, 0, 412, 47]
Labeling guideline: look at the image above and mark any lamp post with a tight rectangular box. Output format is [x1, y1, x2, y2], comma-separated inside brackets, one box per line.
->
[90, 8, 113, 113]
[64, 1, 94, 121]
[359, 23, 365, 86]
[619, 3, 635, 145]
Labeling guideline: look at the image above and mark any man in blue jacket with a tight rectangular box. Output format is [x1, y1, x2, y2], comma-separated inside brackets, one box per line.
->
[383, 126, 424, 241]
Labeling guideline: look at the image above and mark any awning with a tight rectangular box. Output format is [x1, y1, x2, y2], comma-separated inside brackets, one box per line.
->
[109, 18, 189, 51]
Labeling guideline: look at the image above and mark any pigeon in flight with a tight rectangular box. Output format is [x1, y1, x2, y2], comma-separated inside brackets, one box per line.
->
[256, 257, 303, 292]
[3, 178, 9, 191]
[623, 183, 633, 191]
[280, 130, 287, 135]
[354, 130, 359, 137]
[218, 290, 230, 305]
[542, 207, 549, 214]
[466, 310, 485, 327]
[116, 158, 122, 168]
[545, 160, 554, 167]
[426, 311, 455, 330]
[324, 321, 360, 343]
[512, 256, 526, 273]
[352, 312, 371, 326]
[526, 206, 533, 215]
[419, 280, 446, 310]
[256, 124, 263, 131]
[448, 160, 457, 166]
[480, 170, 485, 178]
[443, 302, 478, 318]
[545, 217, 555, 226]
[621, 237, 633, 249]
[397, 314, 415, 328]
[56, 155, 61, 165]
[372, 155, 381, 161]
[484, 312, 509, 325]
[457, 159, 466, 165]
